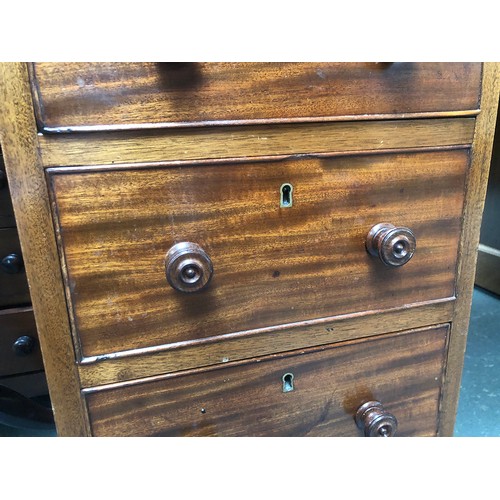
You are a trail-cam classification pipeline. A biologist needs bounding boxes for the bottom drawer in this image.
[85,325,449,437]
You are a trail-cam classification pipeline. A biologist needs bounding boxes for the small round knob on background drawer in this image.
[12,336,36,357]
[366,223,416,267]
[165,242,213,293]
[0,253,24,274]
[355,401,398,437]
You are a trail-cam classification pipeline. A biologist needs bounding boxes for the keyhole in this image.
[280,183,293,208]
[282,373,294,393]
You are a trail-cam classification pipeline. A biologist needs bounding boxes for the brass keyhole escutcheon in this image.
[280,183,293,208]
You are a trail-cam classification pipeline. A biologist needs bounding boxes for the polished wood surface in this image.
[38,118,476,168]
[0,228,30,308]
[85,325,448,437]
[50,149,467,358]
[439,63,500,435]
[78,298,454,387]
[0,307,43,377]
[0,62,494,437]
[0,62,89,436]
[30,63,482,132]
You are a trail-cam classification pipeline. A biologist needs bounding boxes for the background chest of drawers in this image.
[0,62,498,436]
[0,146,49,406]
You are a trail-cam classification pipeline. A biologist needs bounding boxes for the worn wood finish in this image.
[0,152,16,228]
[0,62,492,437]
[38,118,475,168]
[0,228,31,308]
[85,325,449,437]
[0,307,43,377]
[30,63,482,132]
[439,63,500,436]
[78,298,454,387]
[49,150,467,358]
[0,63,89,436]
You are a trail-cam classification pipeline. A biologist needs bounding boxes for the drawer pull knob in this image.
[0,253,24,274]
[355,400,398,437]
[12,335,36,357]
[366,223,416,267]
[165,242,213,293]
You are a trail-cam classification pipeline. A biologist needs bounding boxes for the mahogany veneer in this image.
[0,62,497,437]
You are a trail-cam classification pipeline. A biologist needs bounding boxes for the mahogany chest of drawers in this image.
[0,62,498,436]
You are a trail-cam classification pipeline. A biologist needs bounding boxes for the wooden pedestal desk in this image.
[0,63,498,436]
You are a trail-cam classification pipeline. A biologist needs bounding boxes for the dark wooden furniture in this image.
[0,62,498,436]
[0,147,48,402]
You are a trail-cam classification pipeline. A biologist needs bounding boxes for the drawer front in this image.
[0,152,16,229]
[0,308,43,377]
[49,149,467,357]
[85,325,448,436]
[0,228,30,308]
[31,62,482,132]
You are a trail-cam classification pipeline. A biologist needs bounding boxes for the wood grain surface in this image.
[49,149,468,358]
[38,118,476,168]
[85,324,449,437]
[0,62,89,436]
[0,307,43,377]
[439,62,500,436]
[30,62,482,132]
[0,227,30,308]
[78,298,454,387]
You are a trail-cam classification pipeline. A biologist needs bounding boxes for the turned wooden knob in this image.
[355,400,398,437]
[165,242,213,293]
[366,223,416,267]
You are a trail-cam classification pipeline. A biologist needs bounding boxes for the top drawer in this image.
[49,149,467,358]
[30,63,482,133]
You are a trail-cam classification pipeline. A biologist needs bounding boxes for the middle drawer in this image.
[48,149,468,358]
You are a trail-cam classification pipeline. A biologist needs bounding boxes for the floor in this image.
[0,394,56,437]
[454,287,500,436]
[1,286,498,437]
